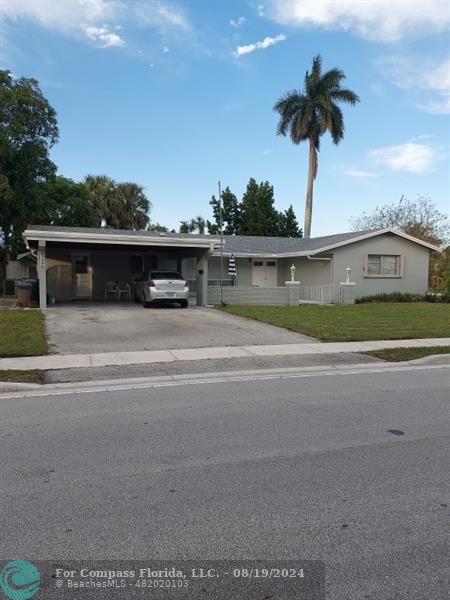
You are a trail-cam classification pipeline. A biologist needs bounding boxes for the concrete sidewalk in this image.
[1,338,450,371]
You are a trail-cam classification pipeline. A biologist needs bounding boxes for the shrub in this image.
[424,293,450,303]
[356,292,424,304]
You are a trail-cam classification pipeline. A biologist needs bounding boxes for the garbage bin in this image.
[16,281,32,308]
[22,278,39,307]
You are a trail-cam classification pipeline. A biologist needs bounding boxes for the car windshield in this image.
[150,271,182,280]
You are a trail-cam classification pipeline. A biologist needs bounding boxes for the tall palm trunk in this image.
[304,137,317,238]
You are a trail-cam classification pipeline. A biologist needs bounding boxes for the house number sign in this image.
[38,247,45,268]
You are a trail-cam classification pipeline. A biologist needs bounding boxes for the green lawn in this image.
[220,303,450,342]
[0,309,48,357]
[366,346,450,362]
[0,369,43,383]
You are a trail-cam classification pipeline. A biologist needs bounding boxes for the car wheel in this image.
[142,294,150,308]
[181,300,188,308]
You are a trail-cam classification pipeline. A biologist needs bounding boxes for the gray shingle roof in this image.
[25,225,385,255]
[220,230,374,255]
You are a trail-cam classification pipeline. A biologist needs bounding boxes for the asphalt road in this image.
[0,365,449,599]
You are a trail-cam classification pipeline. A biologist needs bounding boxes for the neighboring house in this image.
[22,225,439,308]
[3,252,37,296]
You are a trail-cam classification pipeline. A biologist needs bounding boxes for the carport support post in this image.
[196,252,209,306]
[37,240,47,309]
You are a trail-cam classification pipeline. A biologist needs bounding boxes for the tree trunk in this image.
[304,137,317,239]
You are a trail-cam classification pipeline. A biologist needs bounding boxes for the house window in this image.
[253,261,264,267]
[366,254,402,277]
[266,261,277,267]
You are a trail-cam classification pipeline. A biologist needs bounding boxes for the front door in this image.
[72,254,92,299]
[252,259,277,287]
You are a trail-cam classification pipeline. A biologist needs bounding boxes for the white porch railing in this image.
[207,283,348,305]
[299,284,344,304]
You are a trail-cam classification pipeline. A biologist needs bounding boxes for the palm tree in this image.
[189,216,206,234]
[114,182,151,230]
[273,55,359,238]
[84,175,116,227]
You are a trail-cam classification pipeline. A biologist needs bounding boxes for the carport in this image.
[23,225,221,308]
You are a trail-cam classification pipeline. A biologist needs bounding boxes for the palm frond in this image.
[330,88,360,105]
[319,68,345,93]
[273,91,306,137]
[305,55,322,97]
[330,105,344,145]
[291,102,313,143]
[311,54,322,78]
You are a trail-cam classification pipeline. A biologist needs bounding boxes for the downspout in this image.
[306,255,333,283]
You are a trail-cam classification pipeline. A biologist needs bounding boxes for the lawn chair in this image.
[116,280,131,301]
[104,280,118,301]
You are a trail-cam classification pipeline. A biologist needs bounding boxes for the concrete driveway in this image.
[44,303,315,354]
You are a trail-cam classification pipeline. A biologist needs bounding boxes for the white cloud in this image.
[257,5,265,17]
[230,16,246,28]
[233,33,286,58]
[134,1,190,30]
[0,0,118,31]
[0,0,191,49]
[270,0,449,42]
[369,142,435,174]
[162,45,170,53]
[83,25,125,47]
[416,97,450,115]
[344,169,377,178]
[380,56,450,115]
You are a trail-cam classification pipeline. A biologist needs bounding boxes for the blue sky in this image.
[1,0,449,236]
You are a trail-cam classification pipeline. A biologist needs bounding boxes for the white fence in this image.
[208,285,288,306]
[208,283,348,305]
[299,284,344,304]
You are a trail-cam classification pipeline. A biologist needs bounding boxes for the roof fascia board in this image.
[23,229,220,250]
[211,251,281,258]
[382,229,441,251]
[275,229,441,257]
[308,228,441,253]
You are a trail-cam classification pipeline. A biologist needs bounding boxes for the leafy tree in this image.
[350,195,449,246]
[278,205,302,238]
[274,55,359,238]
[208,186,240,234]
[239,178,280,236]
[182,179,302,238]
[0,70,58,260]
[430,246,450,292]
[37,176,98,227]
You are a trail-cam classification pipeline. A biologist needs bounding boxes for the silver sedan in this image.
[134,271,189,308]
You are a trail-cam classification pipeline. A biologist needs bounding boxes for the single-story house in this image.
[22,225,440,308]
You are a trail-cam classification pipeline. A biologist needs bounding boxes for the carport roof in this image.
[24,225,221,249]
